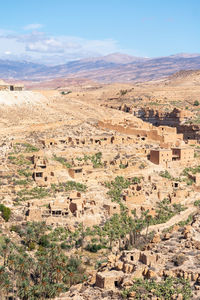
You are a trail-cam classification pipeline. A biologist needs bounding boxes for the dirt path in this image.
[142,206,197,234]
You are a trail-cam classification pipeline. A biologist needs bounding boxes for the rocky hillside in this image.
[165,70,200,86]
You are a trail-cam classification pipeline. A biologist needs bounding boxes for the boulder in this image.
[151,234,161,243]
[145,268,157,279]
[115,261,123,270]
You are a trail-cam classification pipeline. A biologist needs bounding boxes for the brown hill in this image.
[165,70,200,86]
[1,53,200,83]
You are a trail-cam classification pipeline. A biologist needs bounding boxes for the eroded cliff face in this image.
[133,108,200,140]
[105,103,200,141]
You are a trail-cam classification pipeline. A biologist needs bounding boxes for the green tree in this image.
[0,204,11,222]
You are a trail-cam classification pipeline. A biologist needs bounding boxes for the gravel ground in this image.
[0,91,47,105]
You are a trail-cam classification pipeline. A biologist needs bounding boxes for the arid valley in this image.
[0,68,200,299]
[0,1,200,299]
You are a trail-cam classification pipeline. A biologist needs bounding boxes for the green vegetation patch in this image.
[150,198,186,225]
[159,170,172,179]
[0,240,86,299]
[12,142,39,153]
[53,155,72,168]
[18,168,32,178]
[51,181,87,193]
[8,154,32,166]
[119,163,127,169]
[0,204,11,222]
[122,277,192,299]
[105,176,141,205]
[76,152,103,168]
[194,100,200,106]
[16,187,49,201]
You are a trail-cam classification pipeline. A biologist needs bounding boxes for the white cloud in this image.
[26,38,65,53]
[0,28,121,65]
[23,24,43,30]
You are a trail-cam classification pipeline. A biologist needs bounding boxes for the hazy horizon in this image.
[0,0,199,64]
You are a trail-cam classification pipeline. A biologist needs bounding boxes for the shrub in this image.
[132,177,141,184]
[21,143,39,152]
[76,152,103,168]
[39,235,50,248]
[0,204,11,222]
[53,155,72,168]
[61,242,71,250]
[10,225,21,233]
[14,179,29,185]
[120,89,128,96]
[178,214,193,226]
[122,277,192,299]
[28,241,36,251]
[119,163,127,169]
[194,200,200,206]
[86,243,104,253]
[159,170,172,179]
[51,181,87,193]
[8,154,31,166]
[17,187,49,201]
[18,169,32,178]
[95,259,108,269]
[67,256,82,270]
[61,90,72,95]
[194,100,199,106]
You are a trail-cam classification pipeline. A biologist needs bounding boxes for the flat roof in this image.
[150,148,171,151]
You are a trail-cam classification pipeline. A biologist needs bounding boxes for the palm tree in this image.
[0,266,11,300]
[2,237,11,266]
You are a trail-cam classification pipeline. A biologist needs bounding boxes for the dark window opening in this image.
[53,211,61,215]
[36,172,43,178]
[40,165,46,169]
[114,281,119,287]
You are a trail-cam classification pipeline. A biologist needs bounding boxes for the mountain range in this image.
[1,52,200,83]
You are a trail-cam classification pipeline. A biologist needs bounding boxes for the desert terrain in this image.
[1,71,200,299]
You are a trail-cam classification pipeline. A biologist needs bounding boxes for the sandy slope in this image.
[0,91,47,105]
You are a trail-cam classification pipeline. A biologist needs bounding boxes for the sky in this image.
[0,0,199,65]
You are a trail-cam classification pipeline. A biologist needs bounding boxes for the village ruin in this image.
[1,73,200,299]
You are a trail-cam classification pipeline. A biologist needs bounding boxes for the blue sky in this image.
[0,0,199,64]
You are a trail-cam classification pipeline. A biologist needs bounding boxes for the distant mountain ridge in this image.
[1,52,200,83]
